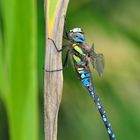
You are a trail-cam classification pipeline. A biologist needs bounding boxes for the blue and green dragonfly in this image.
[47,27,116,140]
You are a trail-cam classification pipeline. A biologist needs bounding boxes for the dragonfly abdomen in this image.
[72,42,116,140]
[75,66,116,140]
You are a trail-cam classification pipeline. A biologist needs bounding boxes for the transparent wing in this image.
[90,51,105,77]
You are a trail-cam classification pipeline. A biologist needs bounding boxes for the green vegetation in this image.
[0,0,140,140]
[0,0,38,140]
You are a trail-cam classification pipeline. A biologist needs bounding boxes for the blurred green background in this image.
[1,0,140,140]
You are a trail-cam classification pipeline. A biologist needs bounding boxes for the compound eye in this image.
[74,34,78,38]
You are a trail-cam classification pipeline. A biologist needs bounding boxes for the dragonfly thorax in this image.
[72,43,86,56]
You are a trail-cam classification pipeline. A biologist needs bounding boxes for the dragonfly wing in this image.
[90,52,105,76]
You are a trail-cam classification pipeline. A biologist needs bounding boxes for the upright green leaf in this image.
[0,0,38,140]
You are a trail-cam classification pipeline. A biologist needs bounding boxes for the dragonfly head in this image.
[68,28,85,43]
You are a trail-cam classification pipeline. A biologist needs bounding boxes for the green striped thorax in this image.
[72,43,86,65]
[68,28,85,43]
[72,43,86,56]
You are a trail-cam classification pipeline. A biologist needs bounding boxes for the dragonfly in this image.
[47,27,116,140]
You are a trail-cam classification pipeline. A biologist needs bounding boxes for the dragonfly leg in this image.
[63,15,69,39]
[63,35,69,41]
[62,50,70,68]
[48,38,64,52]
[48,37,70,52]
[45,50,70,72]
[63,26,69,41]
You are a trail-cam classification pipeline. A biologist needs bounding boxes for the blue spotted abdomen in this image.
[75,66,94,93]
[76,66,116,140]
